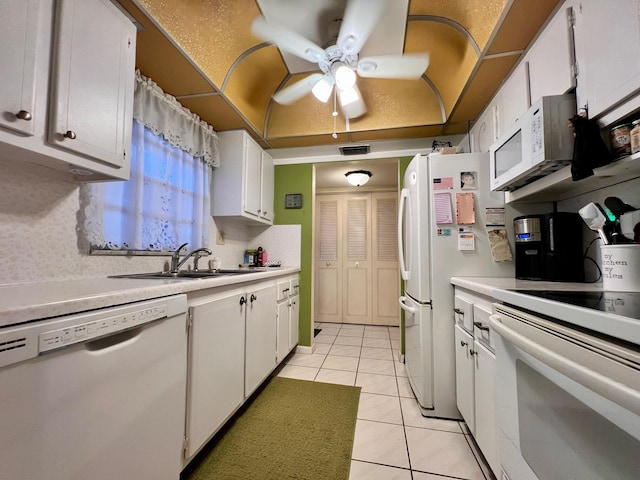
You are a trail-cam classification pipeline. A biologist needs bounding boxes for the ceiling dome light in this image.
[345,170,372,186]
[335,64,356,91]
[311,75,334,103]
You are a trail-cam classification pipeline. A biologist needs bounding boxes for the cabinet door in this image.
[527,6,576,103]
[245,283,277,397]
[243,136,262,218]
[276,300,290,364]
[474,340,499,476]
[0,0,39,136]
[471,103,497,153]
[289,294,299,351]
[260,150,274,222]
[454,325,475,434]
[49,0,136,168]
[576,0,640,117]
[495,61,530,136]
[186,290,246,460]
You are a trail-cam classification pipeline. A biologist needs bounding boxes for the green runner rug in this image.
[184,376,361,480]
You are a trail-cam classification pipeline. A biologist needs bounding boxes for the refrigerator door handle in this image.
[398,188,410,280]
[399,296,416,313]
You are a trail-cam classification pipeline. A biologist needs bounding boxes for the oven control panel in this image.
[39,303,168,353]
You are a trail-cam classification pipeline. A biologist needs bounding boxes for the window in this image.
[82,71,220,253]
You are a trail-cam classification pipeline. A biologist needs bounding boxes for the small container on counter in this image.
[610,123,632,157]
[244,249,256,265]
[630,119,640,154]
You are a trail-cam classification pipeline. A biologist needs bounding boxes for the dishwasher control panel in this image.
[39,303,168,353]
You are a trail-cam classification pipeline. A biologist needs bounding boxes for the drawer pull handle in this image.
[474,321,489,331]
[453,308,464,315]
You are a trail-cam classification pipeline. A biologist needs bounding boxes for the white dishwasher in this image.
[0,294,188,480]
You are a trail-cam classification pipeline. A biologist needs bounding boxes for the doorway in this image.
[313,159,400,327]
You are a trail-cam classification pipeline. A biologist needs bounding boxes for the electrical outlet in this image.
[216,230,225,245]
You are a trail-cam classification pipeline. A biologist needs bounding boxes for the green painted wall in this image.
[274,164,314,346]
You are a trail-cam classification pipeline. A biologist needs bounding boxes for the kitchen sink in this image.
[110,270,251,280]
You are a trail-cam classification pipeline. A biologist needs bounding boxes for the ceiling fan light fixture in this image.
[311,75,334,103]
[345,170,372,186]
[338,86,359,106]
[335,64,356,90]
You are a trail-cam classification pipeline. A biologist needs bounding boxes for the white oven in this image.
[488,303,640,480]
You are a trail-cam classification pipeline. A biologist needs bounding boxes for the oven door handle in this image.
[489,314,640,417]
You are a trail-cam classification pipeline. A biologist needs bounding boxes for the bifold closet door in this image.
[372,192,400,326]
[342,194,371,324]
[315,195,343,323]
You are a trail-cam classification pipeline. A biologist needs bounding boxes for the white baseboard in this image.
[295,344,316,355]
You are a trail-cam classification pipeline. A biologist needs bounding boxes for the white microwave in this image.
[489,94,576,191]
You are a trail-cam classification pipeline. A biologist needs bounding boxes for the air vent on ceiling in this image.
[339,145,370,156]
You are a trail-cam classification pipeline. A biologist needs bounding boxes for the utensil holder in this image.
[601,245,640,292]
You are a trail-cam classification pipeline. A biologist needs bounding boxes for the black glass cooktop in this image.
[511,290,640,321]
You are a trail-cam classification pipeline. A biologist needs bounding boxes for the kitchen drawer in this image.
[289,277,299,297]
[473,304,494,351]
[276,280,290,302]
[454,295,474,332]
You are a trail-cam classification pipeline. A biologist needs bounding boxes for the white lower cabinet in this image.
[184,286,246,462]
[184,278,282,463]
[276,276,300,363]
[454,288,500,476]
[245,282,277,397]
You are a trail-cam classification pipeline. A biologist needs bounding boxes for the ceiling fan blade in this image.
[357,54,430,79]
[251,16,326,63]
[338,85,367,119]
[337,0,386,55]
[273,73,324,105]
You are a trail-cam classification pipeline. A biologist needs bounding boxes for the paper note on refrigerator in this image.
[455,192,476,224]
[487,228,513,262]
[433,177,454,190]
[434,192,453,224]
[458,227,475,250]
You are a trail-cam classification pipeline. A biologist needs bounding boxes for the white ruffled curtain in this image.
[82,71,218,251]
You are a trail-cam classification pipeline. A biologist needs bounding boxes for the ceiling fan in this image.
[251,0,429,119]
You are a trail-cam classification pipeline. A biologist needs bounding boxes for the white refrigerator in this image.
[398,152,520,419]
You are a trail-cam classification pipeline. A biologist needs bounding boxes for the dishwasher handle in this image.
[489,313,640,417]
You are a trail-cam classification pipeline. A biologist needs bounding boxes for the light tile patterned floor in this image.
[276,322,494,480]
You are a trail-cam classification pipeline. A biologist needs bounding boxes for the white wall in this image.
[0,161,299,285]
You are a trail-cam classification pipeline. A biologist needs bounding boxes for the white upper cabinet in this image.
[212,130,274,225]
[574,0,640,118]
[470,102,497,153]
[527,5,576,104]
[0,0,136,181]
[0,0,39,136]
[494,61,530,138]
[49,0,135,169]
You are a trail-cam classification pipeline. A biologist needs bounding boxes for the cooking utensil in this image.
[579,202,610,244]
[604,196,636,219]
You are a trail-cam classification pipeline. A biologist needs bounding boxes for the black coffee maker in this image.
[514,213,584,281]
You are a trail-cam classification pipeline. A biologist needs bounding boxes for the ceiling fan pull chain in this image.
[332,87,338,139]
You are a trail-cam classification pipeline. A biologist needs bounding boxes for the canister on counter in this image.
[610,123,632,157]
[630,119,640,154]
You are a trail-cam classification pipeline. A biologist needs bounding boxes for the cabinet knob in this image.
[460,340,467,347]
[63,130,77,140]
[239,296,246,306]
[16,110,32,121]
[250,294,257,303]
[325,262,331,267]
[470,349,477,356]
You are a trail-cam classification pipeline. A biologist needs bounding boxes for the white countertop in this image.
[450,276,640,346]
[0,267,299,328]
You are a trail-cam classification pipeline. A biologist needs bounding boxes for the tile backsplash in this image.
[0,163,300,285]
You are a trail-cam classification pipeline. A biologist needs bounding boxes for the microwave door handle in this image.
[398,188,410,280]
[488,314,640,417]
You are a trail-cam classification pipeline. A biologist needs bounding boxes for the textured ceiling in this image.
[117,0,563,150]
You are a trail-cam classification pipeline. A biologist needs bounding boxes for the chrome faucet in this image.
[169,243,212,273]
